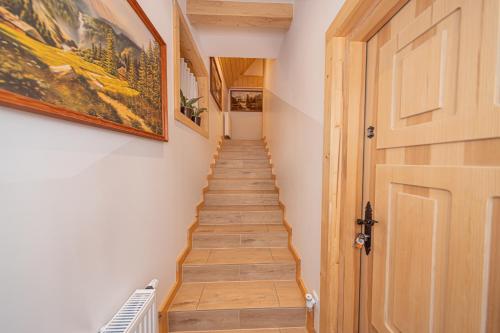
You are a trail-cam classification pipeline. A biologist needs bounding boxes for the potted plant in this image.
[191,106,207,126]
[180,90,201,119]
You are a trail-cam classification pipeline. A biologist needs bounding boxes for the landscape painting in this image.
[0,0,167,140]
[210,57,222,111]
[230,89,263,112]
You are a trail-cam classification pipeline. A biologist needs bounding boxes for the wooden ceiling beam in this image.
[187,0,293,29]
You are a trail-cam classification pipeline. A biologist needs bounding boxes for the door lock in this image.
[356,202,378,255]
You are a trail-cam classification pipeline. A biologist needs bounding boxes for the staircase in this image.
[167,139,307,333]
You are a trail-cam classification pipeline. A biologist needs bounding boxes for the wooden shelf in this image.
[187,0,293,29]
[173,0,209,138]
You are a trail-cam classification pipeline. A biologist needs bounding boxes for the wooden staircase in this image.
[167,139,308,333]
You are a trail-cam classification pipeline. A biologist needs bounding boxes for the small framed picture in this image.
[210,57,223,111]
[230,89,263,112]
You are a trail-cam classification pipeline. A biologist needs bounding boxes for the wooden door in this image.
[359,0,500,332]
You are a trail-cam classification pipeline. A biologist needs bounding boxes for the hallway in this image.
[1,0,499,332]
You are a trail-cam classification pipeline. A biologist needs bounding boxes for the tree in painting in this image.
[230,90,263,112]
[0,0,164,135]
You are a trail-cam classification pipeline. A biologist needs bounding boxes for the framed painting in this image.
[0,0,168,141]
[210,57,222,111]
[230,89,263,112]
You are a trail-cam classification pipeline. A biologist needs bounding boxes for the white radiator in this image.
[99,279,159,333]
[224,111,231,138]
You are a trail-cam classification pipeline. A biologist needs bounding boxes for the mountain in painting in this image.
[0,0,164,135]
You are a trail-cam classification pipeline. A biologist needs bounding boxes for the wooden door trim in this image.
[320,1,408,332]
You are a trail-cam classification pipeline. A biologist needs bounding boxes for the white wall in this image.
[230,112,263,139]
[263,0,344,329]
[0,1,223,332]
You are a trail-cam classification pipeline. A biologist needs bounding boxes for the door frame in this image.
[320,1,409,332]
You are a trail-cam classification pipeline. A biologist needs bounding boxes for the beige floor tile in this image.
[207,248,274,264]
[218,224,270,233]
[266,224,287,231]
[270,248,295,263]
[241,232,288,248]
[168,309,239,332]
[193,234,241,248]
[170,283,204,311]
[195,225,218,233]
[274,281,304,307]
[183,264,240,282]
[280,328,308,333]
[240,308,306,329]
[197,281,279,310]
[185,249,211,264]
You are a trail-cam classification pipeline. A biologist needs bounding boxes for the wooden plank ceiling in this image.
[187,0,293,29]
[218,58,263,88]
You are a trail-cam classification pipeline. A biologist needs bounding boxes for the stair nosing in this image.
[200,205,282,210]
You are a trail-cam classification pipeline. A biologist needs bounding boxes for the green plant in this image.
[192,106,207,117]
[180,90,202,109]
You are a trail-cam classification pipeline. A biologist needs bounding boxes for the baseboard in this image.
[265,139,316,333]
[158,137,223,333]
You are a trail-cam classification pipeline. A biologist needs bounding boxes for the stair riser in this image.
[193,232,288,248]
[169,308,306,332]
[205,194,279,206]
[223,140,265,146]
[183,263,295,282]
[208,179,276,191]
[221,145,267,152]
[219,152,269,160]
[212,168,272,179]
[216,160,271,168]
[199,210,283,225]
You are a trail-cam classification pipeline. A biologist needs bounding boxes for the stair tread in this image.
[194,224,287,234]
[223,140,264,143]
[206,190,278,194]
[176,328,307,333]
[201,205,281,211]
[170,280,304,312]
[215,166,272,170]
[185,248,295,265]
[209,178,275,181]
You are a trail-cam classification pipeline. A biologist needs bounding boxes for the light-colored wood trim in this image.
[159,137,223,333]
[320,36,346,333]
[326,0,408,41]
[321,1,409,332]
[158,213,199,333]
[265,139,314,333]
[186,0,293,29]
[173,0,209,138]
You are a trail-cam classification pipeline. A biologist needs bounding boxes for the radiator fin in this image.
[100,289,157,333]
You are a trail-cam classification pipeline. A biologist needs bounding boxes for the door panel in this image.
[375,0,500,148]
[360,0,500,332]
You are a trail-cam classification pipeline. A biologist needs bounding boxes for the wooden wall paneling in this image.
[173,0,209,138]
[219,58,257,87]
[339,41,366,333]
[320,1,414,332]
[320,36,346,332]
[232,75,264,89]
[186,0,293,29]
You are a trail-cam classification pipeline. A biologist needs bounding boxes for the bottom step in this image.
[169,281,306,332]
[176,328,307,333]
